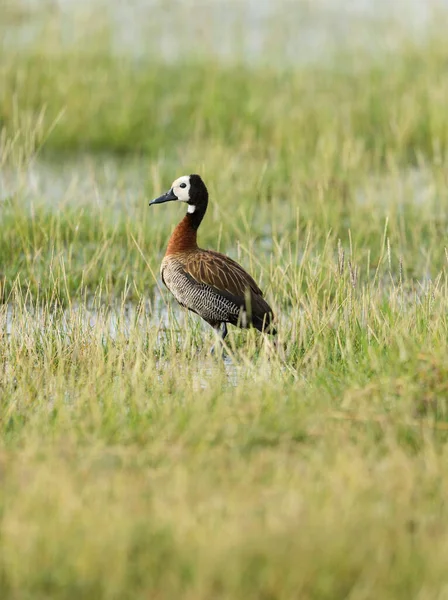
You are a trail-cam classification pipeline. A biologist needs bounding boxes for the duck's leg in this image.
[210,322,228,356]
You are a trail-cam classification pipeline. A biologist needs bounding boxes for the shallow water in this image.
[1,155,440,213]
[3,0,448,66]
[0,297,248,388]
[355,167,446,209]
[0,155,148,207]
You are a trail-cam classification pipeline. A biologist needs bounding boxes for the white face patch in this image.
[171,175,191,203]
[187,204,196,214]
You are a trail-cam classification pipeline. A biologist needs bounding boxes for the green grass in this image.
[2,2,448,598]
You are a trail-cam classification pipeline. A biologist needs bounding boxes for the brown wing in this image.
[183,250,264,301]
[183,250,275,333]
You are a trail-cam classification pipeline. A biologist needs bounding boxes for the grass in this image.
[2,2,448,598]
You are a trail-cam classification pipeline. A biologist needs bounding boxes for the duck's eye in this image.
[180,183,187,189]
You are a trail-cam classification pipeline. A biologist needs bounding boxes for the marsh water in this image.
[1,298,267,389]
[5,0,448,65]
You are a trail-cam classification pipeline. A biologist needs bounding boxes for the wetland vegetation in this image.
[1,1,448,598]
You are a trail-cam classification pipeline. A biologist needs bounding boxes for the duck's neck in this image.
[165,204,207,255]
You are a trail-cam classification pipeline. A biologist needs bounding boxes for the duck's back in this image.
[161,249,275,332]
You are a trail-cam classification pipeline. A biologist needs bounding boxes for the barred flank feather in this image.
[161,253,275,333]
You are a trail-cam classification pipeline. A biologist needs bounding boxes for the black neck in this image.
[186,201,207,230]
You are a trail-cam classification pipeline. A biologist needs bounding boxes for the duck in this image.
[149,174,276,351]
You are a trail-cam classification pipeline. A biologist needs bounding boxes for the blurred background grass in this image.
[2,1,448,598]
[2,0,448,298]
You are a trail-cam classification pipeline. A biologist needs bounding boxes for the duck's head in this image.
[149,174,208,214]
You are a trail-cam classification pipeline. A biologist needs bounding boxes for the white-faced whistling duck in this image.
[149,174,276,352]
